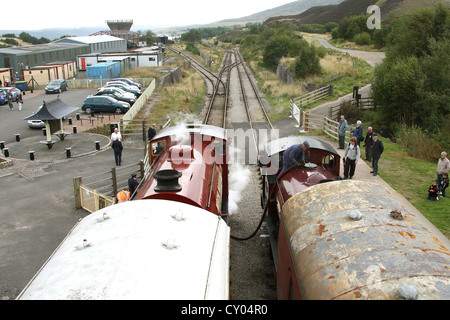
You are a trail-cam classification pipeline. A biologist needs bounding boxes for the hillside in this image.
[209,0,344,26]
[264,0,450,25]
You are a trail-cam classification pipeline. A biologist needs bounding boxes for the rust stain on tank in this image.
[354,291,362,299]
[318,224,328,236]
[398,231,416,239]
[328,275,335,280]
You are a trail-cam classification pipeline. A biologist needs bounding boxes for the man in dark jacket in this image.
[280,141,310,175]
[148,124,157,141]
[128,173,139,197]
[364,126,374,161]
[371,133,384,176]
[112,139,123,166]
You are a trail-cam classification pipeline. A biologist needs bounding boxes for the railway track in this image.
[169,45,277,299]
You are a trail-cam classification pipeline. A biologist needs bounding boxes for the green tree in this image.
[294,41,321,79]
[262,35,291,71]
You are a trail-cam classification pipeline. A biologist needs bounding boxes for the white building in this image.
[77,50,162,71]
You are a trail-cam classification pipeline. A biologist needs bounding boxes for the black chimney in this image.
[154,170,182,192]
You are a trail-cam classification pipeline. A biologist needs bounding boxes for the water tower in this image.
[104,19,139,43]
[106,19,134,35]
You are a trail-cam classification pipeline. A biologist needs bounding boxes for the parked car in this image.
[82,96,130,114]
[26,105,46,128]
[112,78,141,89]
[105,82,142,97]
[97,87,137,100]
[28,119,46,129]
[0,91,6,105]
[0,87,19,100]
[45,79,68,94]
[94,90,136,106]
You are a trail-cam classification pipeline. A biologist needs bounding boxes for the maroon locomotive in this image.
[260,136,450,300]
[133,124,229,218]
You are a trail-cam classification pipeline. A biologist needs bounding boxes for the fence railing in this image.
[74,161,145,212]
[292,84,333,108]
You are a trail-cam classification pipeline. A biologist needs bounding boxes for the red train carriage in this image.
[134,124,229,218]
[260,136,450,300]
[18,124,231,300]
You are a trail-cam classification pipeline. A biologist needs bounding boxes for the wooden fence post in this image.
[112,167,117,197]
[73,176,82,210]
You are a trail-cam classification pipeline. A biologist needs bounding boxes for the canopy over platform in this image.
[24,98,78,121]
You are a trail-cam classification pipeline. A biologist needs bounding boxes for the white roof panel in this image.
[18,200,230,300]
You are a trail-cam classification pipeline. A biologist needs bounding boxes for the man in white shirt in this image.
[111,128,122,142]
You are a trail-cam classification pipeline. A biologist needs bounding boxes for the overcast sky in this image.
[1,0,295,31]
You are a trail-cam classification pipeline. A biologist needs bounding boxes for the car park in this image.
[82,96,130,114]
[45,79,68,94]
[112,78,141,89]
[105,82,142,97]
[94,90,136,106]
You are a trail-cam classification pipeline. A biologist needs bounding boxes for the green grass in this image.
[368,136,450,238]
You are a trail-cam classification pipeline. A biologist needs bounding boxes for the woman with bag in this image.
[343,137,360,179]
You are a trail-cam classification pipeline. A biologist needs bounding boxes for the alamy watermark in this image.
[367,5,381,30]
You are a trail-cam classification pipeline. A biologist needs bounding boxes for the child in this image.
[440,173,449,197]
[427,180,440,201]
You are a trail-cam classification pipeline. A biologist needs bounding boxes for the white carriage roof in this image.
[18,200,230,300]
[153,124,227,141]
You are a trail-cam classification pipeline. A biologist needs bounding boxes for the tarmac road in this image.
[0,89,96,144]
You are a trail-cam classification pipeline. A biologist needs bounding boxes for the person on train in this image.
[279,141,310,175]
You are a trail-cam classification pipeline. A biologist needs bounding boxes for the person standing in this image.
[148,124,157,141]
[371,133,384,176]
[364,126,374,161]
[111,127,122,142]
[112,138,123,166]
[338,115,348,149]
[17,91,23,111]
[6,89,13,110]
[440,173,449,198]
[437,152,450,194]
[116,188,130,203]
[352,120,363,146]
[343,137,360,179]
[128,173,139,196]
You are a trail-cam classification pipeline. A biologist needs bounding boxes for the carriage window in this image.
[151,141,166,156]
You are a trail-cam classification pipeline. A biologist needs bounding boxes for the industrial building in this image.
[53,35,127,54]
[0,42,89,77]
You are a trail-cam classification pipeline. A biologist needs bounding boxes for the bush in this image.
[293,42,321,79]
[395,124,443,161]
[353,32,372,45]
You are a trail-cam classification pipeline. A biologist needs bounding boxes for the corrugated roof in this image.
[0,42,87,55]
[60,35,125,44]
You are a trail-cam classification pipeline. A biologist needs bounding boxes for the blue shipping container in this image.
[86,62,121,80]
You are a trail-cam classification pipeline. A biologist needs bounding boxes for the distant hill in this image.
[0,27,104,41]
[264,0,450,26]
[207,0,345,26]
[0,1,346,39]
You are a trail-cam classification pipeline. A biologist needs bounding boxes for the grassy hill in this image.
[264,0,450,25]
